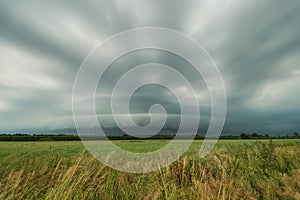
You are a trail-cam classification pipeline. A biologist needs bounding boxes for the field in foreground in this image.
[0,140,300,200]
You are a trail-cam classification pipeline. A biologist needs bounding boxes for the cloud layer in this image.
[0,0,299,135]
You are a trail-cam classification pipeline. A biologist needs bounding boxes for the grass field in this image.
[0,139,300,199]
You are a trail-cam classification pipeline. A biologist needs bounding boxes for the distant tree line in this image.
[0,134,80,141]
[239,132,300,139]
[0,132,299,141]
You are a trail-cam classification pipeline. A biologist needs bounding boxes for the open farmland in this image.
[0,139,300,199]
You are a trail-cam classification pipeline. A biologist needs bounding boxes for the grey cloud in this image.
[0,0,299,135]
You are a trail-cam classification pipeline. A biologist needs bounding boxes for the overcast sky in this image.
[0,0,299,135]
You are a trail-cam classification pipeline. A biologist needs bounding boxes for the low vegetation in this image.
[0,140,299,199]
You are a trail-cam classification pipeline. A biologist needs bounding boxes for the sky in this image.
[0,0,299,135]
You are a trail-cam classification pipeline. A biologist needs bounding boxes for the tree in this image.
[240,133,250,139]
[293,132,299,138]
[252,133,259,138]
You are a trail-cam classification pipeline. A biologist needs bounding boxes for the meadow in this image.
[0,139,300,199]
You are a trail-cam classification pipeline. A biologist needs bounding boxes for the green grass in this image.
[0,139,300,199]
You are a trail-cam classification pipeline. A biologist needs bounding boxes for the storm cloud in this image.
[0,0,299,135]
